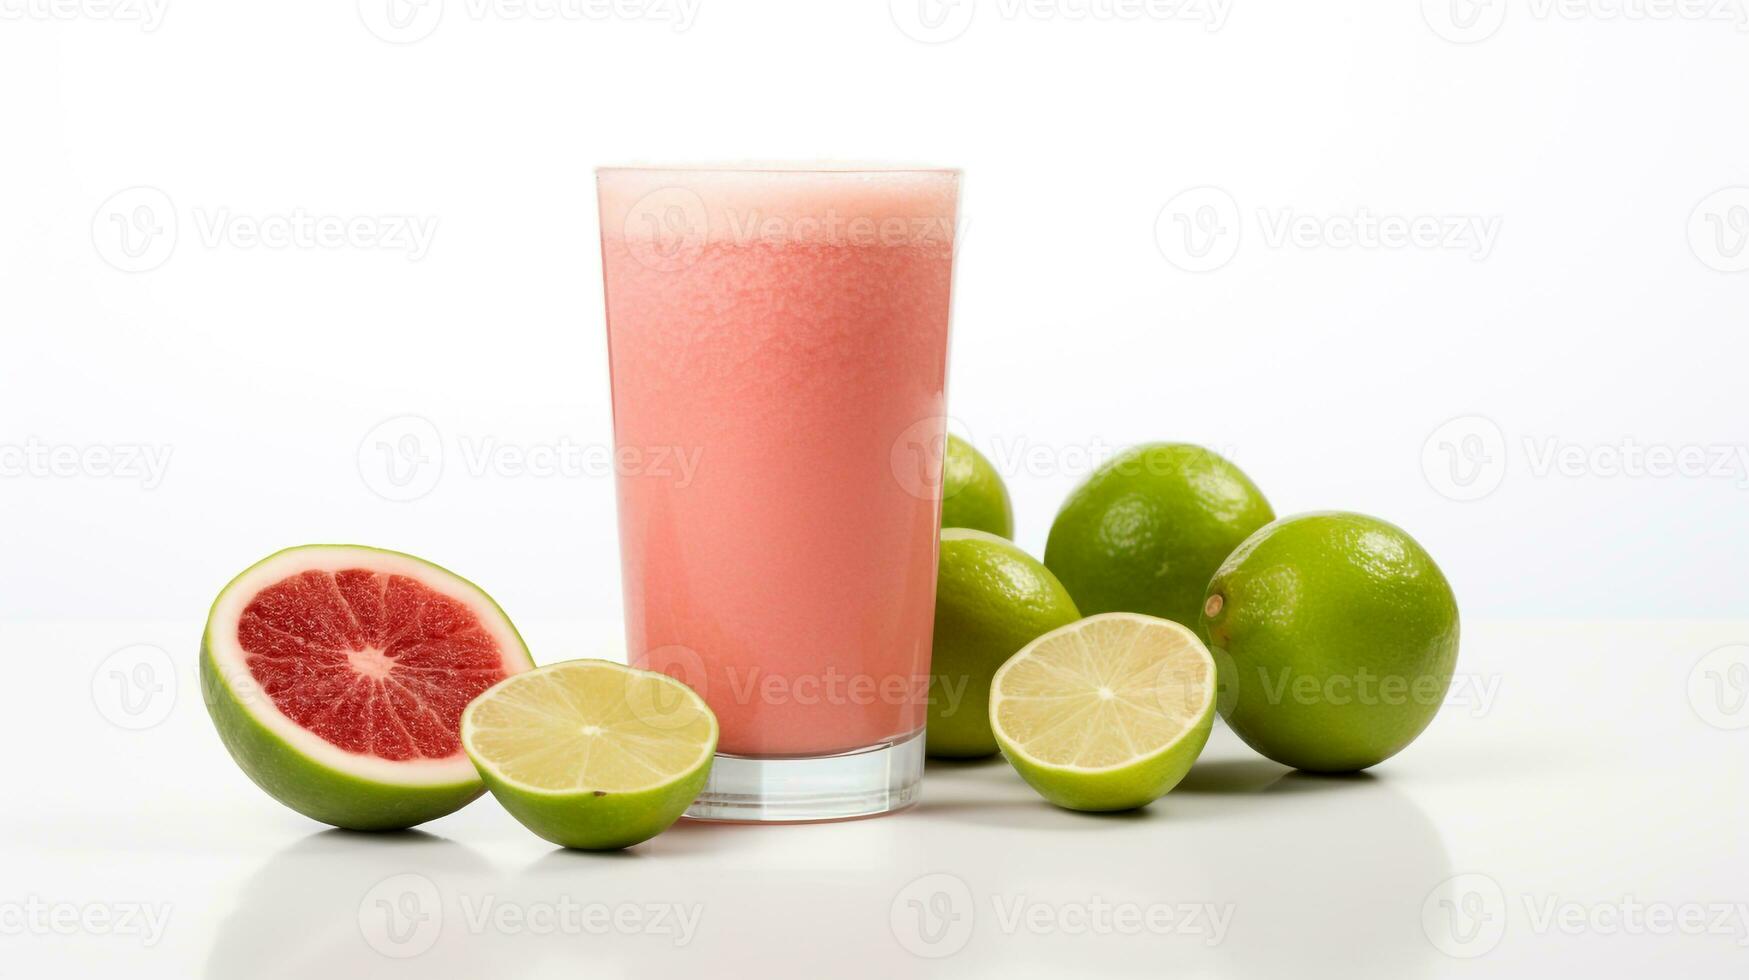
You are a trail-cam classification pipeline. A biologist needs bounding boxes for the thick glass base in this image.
[684,729,925,823]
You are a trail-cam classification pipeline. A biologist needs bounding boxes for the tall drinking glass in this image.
[596,166,959,821]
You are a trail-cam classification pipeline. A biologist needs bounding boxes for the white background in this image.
[5,0,1748,623]
[4,2,1748,978]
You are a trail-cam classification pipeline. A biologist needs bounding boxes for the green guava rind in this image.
[200,544,534,831]
[1200,512,1460,773]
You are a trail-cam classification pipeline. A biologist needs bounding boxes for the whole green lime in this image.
[1043,443,1273,634]
[1199,512,1460,773]
[927,529,1080,758]
[941,435,1014,538]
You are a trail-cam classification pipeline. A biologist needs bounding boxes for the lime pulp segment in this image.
[463,660,716,795]
[993,614,1214,770]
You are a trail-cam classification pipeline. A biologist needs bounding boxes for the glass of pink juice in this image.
[596,165,959,821]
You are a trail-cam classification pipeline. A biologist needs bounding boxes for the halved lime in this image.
[461,659,717,850]
[989,613,1216,811]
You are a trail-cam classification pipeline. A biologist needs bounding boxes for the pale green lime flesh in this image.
[990,613,1217,812]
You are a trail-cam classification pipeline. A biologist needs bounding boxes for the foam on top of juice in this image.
[598,166,958,248]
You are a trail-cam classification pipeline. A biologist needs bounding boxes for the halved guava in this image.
[200,545,534,830]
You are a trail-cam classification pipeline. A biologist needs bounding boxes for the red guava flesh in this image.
[236,569,512,761]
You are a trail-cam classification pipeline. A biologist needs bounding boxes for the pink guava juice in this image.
[597,167,959,760]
